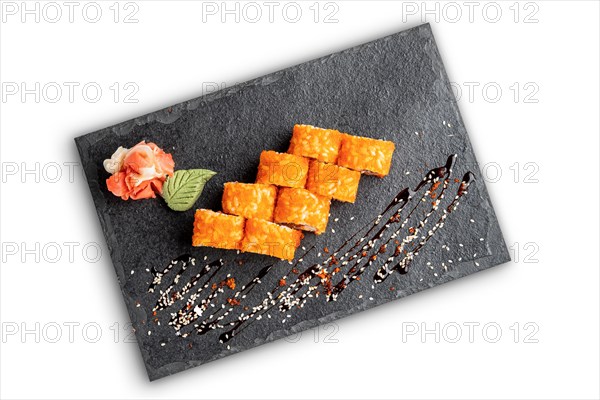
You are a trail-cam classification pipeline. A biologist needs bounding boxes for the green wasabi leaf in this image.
[162,169,217,212]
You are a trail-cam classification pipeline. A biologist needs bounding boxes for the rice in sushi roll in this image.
[255,150,309,189]
[192,209,245,250]
[336,134,395,177]
[288,124,342,163]
[241,218,303,261]
[274,187,331,235]
[305,160,361,203]
[222,182,277,221]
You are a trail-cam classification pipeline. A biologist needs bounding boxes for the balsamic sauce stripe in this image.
[148,155,474,344]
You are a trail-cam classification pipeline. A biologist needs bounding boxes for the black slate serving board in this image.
[75,23,509,381]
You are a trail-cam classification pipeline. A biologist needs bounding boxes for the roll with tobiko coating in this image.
[305,160,361,203]
[255,150,309,188]
[222,182,277,221]
[241,218,303,261]
[192,209,245,250]
[288,124,342,163]
[274,187,331,235]
[336,134,395,177]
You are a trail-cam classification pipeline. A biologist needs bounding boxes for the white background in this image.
[1,1,598,399]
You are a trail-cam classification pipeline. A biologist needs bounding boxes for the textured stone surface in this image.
[75,23,510,381]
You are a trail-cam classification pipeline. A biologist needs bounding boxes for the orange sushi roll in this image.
[288,124,343,163]
[256,150,309,188]
[337,134,395,177]
[222,182,277,221]
[192,209,245,250]
[306,160,361,203]
[241,218,303,261]
[274,187,331,235]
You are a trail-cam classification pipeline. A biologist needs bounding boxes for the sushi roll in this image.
[241,218,303,261]
[288,124,343,163]
[222,182,277,221]
[274,187,331,235]
[255,150,309,188]
[336,134,395,177]
[192,209,245,250]
[305,160,361,203]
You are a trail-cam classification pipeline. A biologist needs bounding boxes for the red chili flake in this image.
[349,267,357,274]
[292,268,299,274]
[329,255,339,266]
[225,277,236,290]
[238,260,244,266]
[278,278,286,287]
[431,181,441,192]
[323,279,333,295]
[211,283,218,290]
[408,227,415,235]
[379,245,387,253]
[152,311,157,316]
[395,239,400,245]
[430,192,438,199]
[316,270,329,280]
[186,304,192,310]
[188,343,193,349]
[390,286,396,291]
[370,255,377,261]
[355,276,361,281]
[394,245,402,257]
[324,247,330,254]
[361,251,367,257]
[243,306,249,311]
[333,267,341,273]
[227,297,241,306]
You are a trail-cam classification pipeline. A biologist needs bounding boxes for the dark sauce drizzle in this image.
[148,155,475,344]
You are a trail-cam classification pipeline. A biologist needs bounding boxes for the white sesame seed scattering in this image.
[146,157,476,348]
